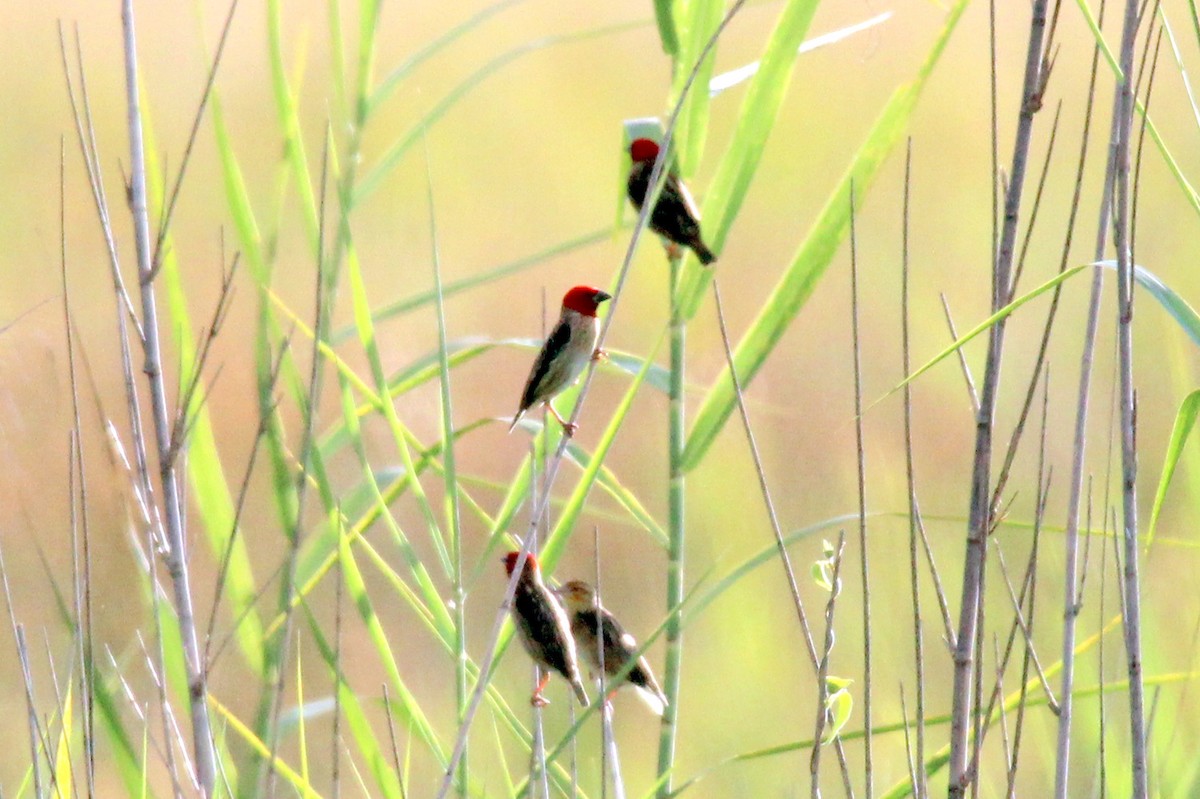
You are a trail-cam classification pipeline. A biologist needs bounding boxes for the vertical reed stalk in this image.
[657,253,687,797]
[948,2,1049,793]
[120,1,217,791]
[1111,0,1148,793]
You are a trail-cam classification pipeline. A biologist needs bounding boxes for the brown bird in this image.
[626,137,716,266]
[558,580,668,716]
[508,285,611,437]
[503,552,590,707]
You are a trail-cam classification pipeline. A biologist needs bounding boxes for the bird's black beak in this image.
[595,290,612,303]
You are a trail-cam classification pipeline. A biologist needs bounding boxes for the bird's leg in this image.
[664,241,683,261]
[530,671,552,707]
[545,403,578,437]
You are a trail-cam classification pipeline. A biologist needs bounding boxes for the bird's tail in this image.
[691,238,717,266]
[634,684,667,717]
[571,678,590,707]
[507,409,525,434]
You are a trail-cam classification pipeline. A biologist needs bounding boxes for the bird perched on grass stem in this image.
[626,137,716,266]
[558,580,668,716]
[503,552,590,707]
[508,285,611,437]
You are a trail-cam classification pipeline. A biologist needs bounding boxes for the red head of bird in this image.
[560,286,611,318]
[503,550,539,577]
[629,138,661,164]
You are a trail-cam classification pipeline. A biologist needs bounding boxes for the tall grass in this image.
[6,0,1200,797]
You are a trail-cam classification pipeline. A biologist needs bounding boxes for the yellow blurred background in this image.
[2,0,1199,795]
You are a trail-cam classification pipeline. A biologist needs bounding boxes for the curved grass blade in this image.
[210,691,324,798]
[1095,261,1200,347]
[671,0,724,176]
[672,0,825,317]
[334,518,448,769]
[369,0,528,111]
[337,225,621,341]
[865,264,1087,409]
[654,0,679,55]
[708,12,894,98]
[1073,0,1200,217]
[539,328,667,567]
[1146,389,1200,547]
[344,226,451,576]
[680,0,971,471]
[355,20,647,204]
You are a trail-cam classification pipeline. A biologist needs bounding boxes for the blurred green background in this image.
[2,0,1199,795]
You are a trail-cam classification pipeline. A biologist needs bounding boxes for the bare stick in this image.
[151,0,240,274]
[938,294,980,417]
[948,2,1051,793]
[60,137,97,796]
[1054,0,1115,792]
[900,138,928,799]
[1111,0,1149,791]
[120,2,217,791]
[809,532,847,798]
[848,181,874,799]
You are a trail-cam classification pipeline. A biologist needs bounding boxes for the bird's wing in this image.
[519,318,574,412]
[672,173,702,221]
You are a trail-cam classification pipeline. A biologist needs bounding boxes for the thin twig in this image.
[382,685,408,799]
[1111,0,1149,789]
[809,532,847,798]
[1054,0,1112,792]
[60,136,97,797]
[948,1,1052,792]
[262,128,333,798]
[900,138,927,799]
[121,1,217,790]
[150,0,240,275]
[938,294,980,417]
[849,180,873,799]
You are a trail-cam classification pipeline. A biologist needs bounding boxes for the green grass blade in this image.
[1073,0,1200,217]
[708,12,893,98]
[210,692,324,798]
[335,374,455,640]
[369,0,526,111]
[864,265,1087,408]
[540,328,667,567]
[355,21,645,204]
[344,224,451,574]
[1094,261,1200,346]
[1146,390,1200,547]
[654,0,679,55]
[339,225,620,341]
[673,0,823,312]
[671,0,723,176]
[334,516,448,769]
[680,0,969,470]
[268,0,320,242]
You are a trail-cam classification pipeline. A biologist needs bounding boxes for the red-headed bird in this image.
[503,551,590,707]
[509,285,611,437]
[558,580,669,716]
[626,137,716,266]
